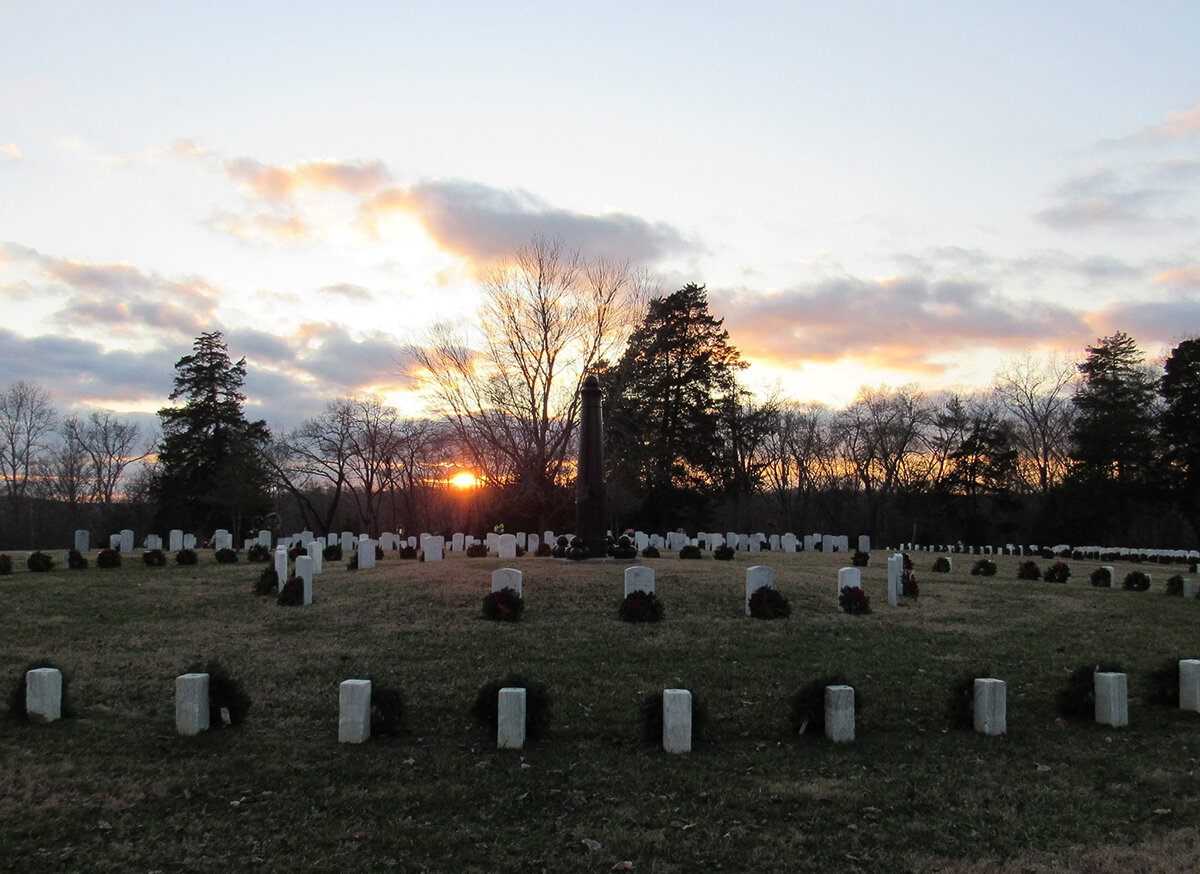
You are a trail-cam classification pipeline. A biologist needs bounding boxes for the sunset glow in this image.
[450,471,479,489]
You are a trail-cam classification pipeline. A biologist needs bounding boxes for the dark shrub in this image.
[1017,561,1041,580]
[26,551,53,573]
[247,544,271,562]
[619,590,664,622]
[1090,567,1112,587]
[67,549,88,570]
[97,548,121,568]
[254,567,279,597]
[1166,574,1185,596]
[932,556,950,573]
[1145,657,1183,707]
[640,545,661,559]
[713,545,735,561]
[1045,562,1071,583]
[971,559,997,577]
[277,577,304,606]
[839,585,871,614]
[852,550,869,567]
[142,549,167,567]
[215,548,238,564]
[184,659,251,726]
[748,585,791,619]
[466,543,488,558]
[902,570,919,598]
[789,675,855,737]
[470,673,550,741]
[678,545,702,560]
[323,543,343,561]
[369,685,406,737]
[1122,570,1151,592]
[535,542,553,557]
[174,548,197,566]
[399,545,417,559]
[482,587,524,621]
[1055,662,1124,720]
[0,554,11,575]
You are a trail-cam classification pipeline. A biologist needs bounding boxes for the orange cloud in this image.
[224,157,392,201]
[1155,265,1200,288]
[0,143,22,162]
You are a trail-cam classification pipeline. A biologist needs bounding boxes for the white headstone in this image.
[183,533,196,549]
[73,530,89,552]
[274,547,288,589]
[516,532,527,550]
[838,567,863,612]
[120,529,135,553]
[175,673,210,736]
[425,536,444,562]
[497,533,517,559]
[338,679,371,743]
[745,565,774,615]
[825,685,855,743]
[527,533,540,554]
[543,530,554,547]
[452,533,465,552]
[886,554,904,607]
[341,532,354,553]
[491,568,522,596]
[662,689,692,754]
[497,687,526,749]
[973,679,1006,735]
[781,533,797,553]
[1180,660,1200,712]
[737,533,750,552]
[327,533,338,546]
[213,529,232,551]
[749,537,761,554]
[25,667,62,723]
[258,530,272,548]
[296,555,314,605]
[357,539,376,569]
[823,534,836,553]
[858,535,870,553]
[768,534,780,551]
[1095,672,1128,727]
[169,529,183,551]
[307,539,323,574]
[624,566,655,597]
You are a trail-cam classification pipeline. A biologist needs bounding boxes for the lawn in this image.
[2,548,1199,872]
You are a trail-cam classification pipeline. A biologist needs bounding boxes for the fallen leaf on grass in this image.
[612,862,635,871]
[582,838,601,851]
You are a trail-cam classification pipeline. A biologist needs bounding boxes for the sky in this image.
[3,1,1200,434]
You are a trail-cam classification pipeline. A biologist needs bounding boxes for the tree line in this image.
[2,238,1198,549]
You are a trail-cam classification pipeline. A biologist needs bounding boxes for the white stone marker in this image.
[452,532,465,552]
[147,534,162,550]
[120,528,135,553]
[973,678,1007,735]
[275,547,289,591]
[781,533,797,553]
[176,673,210,736]
[183,533,196,549]
[306,539,323,574]
[1185,580,1195,599]
[662,689,692,753]
[1095,672,1129,727]
[497,687,526,749]
[624,566,655,597]
[886,554,903,607]
[1099,565,1115,587]
[257,529,271,548]
[837,567,862,612]
[527,533,540,554]
[168,529,183,551]
[858,534,871,553]
[825,685,855,743]
[1180,660,1200,712]
[355,538,375,569]
[338,679,372,743]
[25,667,62,723]
[745,565,774,615]
[425,535,445,562]
[497,533,517,559]
[491,567,522,596]
[341,532,354,553]
[74,530,89,552]
[296,555,314,605]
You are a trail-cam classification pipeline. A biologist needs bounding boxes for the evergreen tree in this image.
[1160,337,1200,539]
[153,332,272,538]
[1070,331,1159,487]
[602,284,746,530]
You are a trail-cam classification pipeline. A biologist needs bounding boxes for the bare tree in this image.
[993,353,1076,493]
[78,410,146,530]
[758,401,839,531]
[411,236,650,530]
[0,380,56,544]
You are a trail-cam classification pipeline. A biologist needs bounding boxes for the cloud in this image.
[1105,101,1200,146]
[0,143,22,162]
[223,156,393,202]
[712,275,1090,374]
[206,209,310,245]
[1088,298,1200,344]
[1155,265,1200,288]
[361,178,692,265]
[1,243,222,337]
[1035,166,1188,230]
[288,323,414,390]
[319,282,373,302]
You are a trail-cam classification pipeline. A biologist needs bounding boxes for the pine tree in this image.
[603,284,746,530]
[1160,337,1200,539]
[153,332,272,538]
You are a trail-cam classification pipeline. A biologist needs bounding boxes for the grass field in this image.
[3,548,1200,872]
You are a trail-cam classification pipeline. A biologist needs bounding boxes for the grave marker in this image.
[491,568,522,596]
[497,687,526,749]
[745,565,773,615]
[25,667,62,723]
[825,685,855,743]
[175,673,210,736]
[338,679,372,743]
[662,689,692,753]
[973,678,1006,735]
[1095,672,1128,727]
[837,567,862,612]
[624,566,655,597]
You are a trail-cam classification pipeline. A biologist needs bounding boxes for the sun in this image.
[450,470,479,488]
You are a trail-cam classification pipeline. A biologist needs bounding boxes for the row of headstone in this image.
[898,542,1200,563]
[24,661,1196,744]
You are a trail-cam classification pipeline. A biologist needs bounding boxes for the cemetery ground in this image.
[3,550,1200,873]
